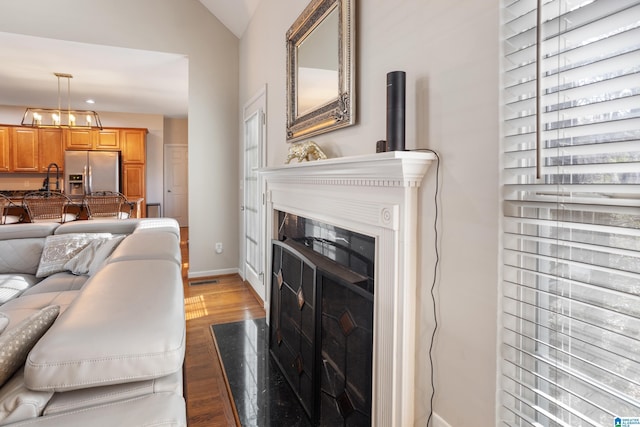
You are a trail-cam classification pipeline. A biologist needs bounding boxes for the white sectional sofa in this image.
[0,218,186,426]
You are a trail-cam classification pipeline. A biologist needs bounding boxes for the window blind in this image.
[501,0,640,425]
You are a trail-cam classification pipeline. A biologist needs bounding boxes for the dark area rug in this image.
[212,318,312,427]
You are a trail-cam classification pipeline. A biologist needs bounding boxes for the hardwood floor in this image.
[180,227,266,426]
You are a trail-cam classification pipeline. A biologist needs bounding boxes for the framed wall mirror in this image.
[286,0,355,143]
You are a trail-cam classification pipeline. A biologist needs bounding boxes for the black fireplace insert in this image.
[270,236,374,426]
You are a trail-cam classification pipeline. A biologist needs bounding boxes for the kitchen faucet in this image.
[45,163,60,192]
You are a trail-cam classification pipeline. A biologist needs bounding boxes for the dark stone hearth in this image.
[212,319,312,427]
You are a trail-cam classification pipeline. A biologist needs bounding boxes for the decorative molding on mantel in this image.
[260,150,435,427]
[260,150,436,188]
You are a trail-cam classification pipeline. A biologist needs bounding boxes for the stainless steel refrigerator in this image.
[64,151,121,200]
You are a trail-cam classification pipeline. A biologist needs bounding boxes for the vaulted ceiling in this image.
[198,0,261,39]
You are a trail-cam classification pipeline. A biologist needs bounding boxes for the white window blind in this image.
[501,0,640,426]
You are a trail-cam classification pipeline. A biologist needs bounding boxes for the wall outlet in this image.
[215,242,223,254]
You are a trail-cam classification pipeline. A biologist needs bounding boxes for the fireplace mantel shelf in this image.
[260,150,436,188]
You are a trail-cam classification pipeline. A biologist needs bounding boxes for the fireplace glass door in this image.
[270,237,373,426]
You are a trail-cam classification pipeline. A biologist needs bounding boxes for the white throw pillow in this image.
[0,306,60,387]
[36,233,112,278]
[64,235,126,276]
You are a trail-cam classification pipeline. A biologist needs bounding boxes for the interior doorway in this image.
[241,86,267,300]
[164,144,188,226]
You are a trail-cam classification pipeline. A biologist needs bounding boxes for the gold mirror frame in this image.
[286,0,355,143]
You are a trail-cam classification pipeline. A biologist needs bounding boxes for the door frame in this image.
[240,85,267,301]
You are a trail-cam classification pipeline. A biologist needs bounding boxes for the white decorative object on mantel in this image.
[260,150,436,427]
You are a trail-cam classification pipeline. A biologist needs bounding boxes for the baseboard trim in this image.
[188,268,239,279]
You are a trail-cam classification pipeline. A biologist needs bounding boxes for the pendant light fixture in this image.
[21,72,102,129]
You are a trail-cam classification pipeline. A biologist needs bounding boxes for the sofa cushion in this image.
[20,273,88,297]
[0,239,46,277]
[1,392,186,427]
[54,220,138,236]
[0,224,58,241]
[108,232,181,266]
[0,292,79,329]
[36,234,111,278]
[43,371,183,416]
[0,368,53,426]
[0,275,40,305]
[0,306,59,387]
[132,218,180,237]
[24,259,185,392]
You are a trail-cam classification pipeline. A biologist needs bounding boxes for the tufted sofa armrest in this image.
[24,258,185,392]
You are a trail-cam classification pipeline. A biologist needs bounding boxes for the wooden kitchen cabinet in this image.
[120,128,147,217]
[123,163,146,217]
[95,129,120,150]
[121,129,146,163]
[0,128,10,172]
[38,128,64,172]
[11,127,39,172]
[65,128,121,151]
[64,128,94,150]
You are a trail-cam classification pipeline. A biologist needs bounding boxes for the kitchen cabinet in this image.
[38,128,64,172]
[95,129,120,150]
[0,126,63,173]
[0,128,10,172]
[121,129,146,163]
[64,128,94,150]
[120,129,146,216]
[65,128,121,151]
[11,127,39,172]
[123,163,145,217]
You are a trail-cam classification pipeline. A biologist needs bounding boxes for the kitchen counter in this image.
[1,192,144,221]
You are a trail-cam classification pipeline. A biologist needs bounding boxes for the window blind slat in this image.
[502,370,617,425]
[501,0,640,424]
[502,311,640,366]
[503,254,640,295]
[502,351,640,423]
[502,343,640,414]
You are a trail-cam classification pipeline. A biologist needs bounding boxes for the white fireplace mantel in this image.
[260,150,435,426]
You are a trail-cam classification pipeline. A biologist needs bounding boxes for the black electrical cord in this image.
[409,148,440,427]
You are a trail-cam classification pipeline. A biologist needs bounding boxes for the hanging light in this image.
[21,72,102,129]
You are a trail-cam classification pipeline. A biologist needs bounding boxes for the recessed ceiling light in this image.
[85,99,95,104]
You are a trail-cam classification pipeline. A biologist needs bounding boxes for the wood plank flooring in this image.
[180,227,266,426]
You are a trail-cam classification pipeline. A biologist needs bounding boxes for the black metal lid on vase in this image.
[386,71,406,151]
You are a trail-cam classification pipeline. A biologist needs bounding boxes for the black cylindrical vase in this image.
[386,71,406,151]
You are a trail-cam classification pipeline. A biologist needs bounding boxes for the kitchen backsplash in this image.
[0,174,61,191]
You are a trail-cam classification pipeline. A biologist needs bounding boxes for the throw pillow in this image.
[64,235,126,276]
[36,233,112,278]
[0,305,59,387]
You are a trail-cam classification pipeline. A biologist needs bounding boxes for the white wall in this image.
[0,0,240,276]
[240,1,500,426]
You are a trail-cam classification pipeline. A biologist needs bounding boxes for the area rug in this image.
[211,318,312,427]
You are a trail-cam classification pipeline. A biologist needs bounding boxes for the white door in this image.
[242,87,266,300]
[164,144,188,226]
